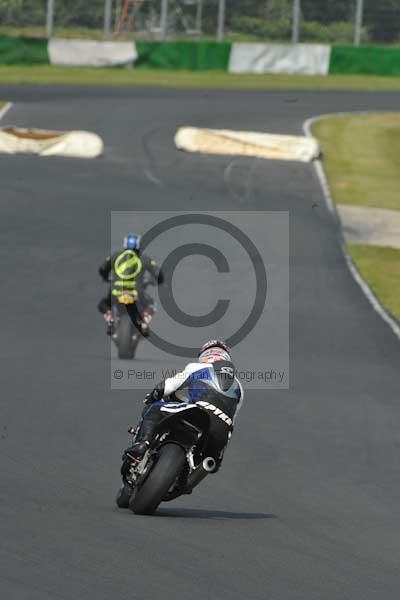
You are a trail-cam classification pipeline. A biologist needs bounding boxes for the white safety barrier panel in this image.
[175,127,320,162]
[49,39,137,67]
[229,43,331,75]
[0,127,104,158]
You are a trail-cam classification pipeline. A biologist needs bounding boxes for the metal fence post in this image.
[354,0,364,46]
[104,0,113,40]
[46,0,54,39]
[196,0,203,34]
[217,0,226,42]
[160,0,169,39]
[292,0,301,44]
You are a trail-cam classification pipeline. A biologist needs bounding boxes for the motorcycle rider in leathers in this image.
[120,340,244,486]
[98,233,164,336]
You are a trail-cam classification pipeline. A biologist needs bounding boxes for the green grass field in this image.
[314,114,400,321]
[314,114,400,211]
[2,65,400,91]
[348,245,400,319]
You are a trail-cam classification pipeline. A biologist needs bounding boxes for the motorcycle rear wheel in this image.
[116,308,138,360]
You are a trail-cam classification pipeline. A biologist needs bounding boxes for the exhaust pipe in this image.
[186,457,217,492]
[202,457,217,472]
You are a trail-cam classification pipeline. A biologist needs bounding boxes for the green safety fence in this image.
[135,41,231,71]
[329,45,400,77]
[0,36,49,65]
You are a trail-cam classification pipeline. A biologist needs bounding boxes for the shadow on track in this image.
[155,508,277,520]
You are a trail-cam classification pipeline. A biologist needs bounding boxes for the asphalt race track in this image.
[1,85,400,600]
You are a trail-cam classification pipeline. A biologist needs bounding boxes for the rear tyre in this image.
[116,482,133,508]
[117,309,136,360]
[130,444,186,515]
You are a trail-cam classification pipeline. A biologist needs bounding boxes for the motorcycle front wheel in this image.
[129,444,186,515]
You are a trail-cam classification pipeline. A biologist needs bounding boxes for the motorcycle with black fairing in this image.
[116,400,224,515]
[111,278,155,360]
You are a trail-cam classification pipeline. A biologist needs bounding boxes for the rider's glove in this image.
[144,382,165,405]
[144,393,154,405]
[99,271,109,283]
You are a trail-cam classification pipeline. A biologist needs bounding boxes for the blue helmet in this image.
[123,233,141,251]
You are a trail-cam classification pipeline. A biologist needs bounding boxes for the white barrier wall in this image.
[229,43,331,76]
[49,40,137,67]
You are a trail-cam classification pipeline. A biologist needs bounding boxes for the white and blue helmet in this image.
[198,340,231,363]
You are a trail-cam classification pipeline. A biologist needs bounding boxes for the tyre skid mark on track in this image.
[144,168,163,186]
[141,126,188,188]
[303,113,400,341]
[223,156,260,205]
[141,127,165,187]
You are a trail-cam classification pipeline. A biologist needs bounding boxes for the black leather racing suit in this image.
[122,360,243,480]
[98,249,164,316]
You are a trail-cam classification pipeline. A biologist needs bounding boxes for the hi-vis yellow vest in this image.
[112,250,142,296]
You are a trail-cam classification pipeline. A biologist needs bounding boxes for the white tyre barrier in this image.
[175,127,320,162]
[0,127,104,158]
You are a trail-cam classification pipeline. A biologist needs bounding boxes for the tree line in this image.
[1,0,400,42]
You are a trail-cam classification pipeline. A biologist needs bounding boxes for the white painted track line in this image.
[0,102,13,122]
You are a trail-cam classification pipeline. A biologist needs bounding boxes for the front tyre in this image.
[129,444,186,515]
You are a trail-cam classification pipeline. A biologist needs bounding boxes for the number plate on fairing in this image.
[118,293,137,304]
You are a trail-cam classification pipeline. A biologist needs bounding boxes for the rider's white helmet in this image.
[198,340,231,364]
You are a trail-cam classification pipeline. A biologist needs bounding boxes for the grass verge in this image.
[347,245,400,320]
[314,113,400,321]
[314,113,400,211]
[2,65,400,91]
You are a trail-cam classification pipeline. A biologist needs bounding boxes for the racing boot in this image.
[120,439,150,484]
[122,418,156,466]
[140,310,152,337]
[103,309,114,336]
